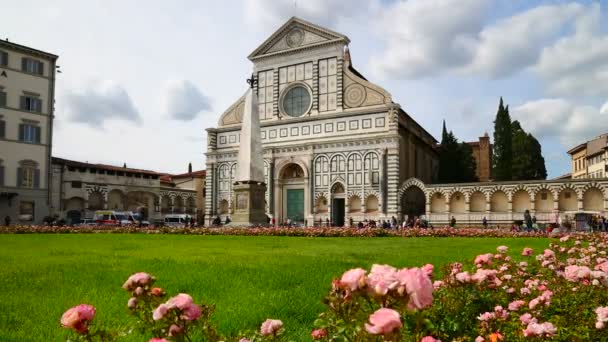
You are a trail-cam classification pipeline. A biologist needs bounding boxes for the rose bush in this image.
[60,232,608,341]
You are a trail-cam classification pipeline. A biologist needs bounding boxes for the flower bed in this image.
[59,232,608,341]
[1,225,556,238]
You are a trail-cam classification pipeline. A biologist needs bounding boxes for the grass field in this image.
[0,235,551,341]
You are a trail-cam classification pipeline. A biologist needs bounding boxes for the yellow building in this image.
[568,134,607,179]
[0,40,58,224]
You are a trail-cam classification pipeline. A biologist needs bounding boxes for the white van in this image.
[164,214,192,227]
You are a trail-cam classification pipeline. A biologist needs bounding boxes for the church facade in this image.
[205,17,438,226]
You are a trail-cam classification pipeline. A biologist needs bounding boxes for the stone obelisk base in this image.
[229,181,267,226]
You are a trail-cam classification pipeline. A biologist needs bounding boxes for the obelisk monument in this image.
[230,76,267,226]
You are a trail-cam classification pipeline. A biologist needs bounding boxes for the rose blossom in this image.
[596,307,608,329]
[169,324,183,336]
[497,245,508,254]
[239,339,251,342]
[60,304,96,334]
[260,319,283,336]
[151,287,165,296]
[522,248,533,256]
[508,300,526,311]
[153,304,169,321]
[523,322,557,337]
[339,268,366,291]
[455,272,471,283]
[149,339,168,342]
[422,264,434,278]
[311,328,327,339]
[367,264,398,296]
[520,313,537,325]
[474,253,493,267]
[127,297,138,309]
[398,267,433,310]
[123,272,154,291]
[420,336,440,342]
[475,337,484,342]
[365,308,402,335]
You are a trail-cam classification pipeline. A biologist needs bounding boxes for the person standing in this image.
[482,216,488,229]
[4,215,10,226]
[450,216,456,228]
[524,210,533,232]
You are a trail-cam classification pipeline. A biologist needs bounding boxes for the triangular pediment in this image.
[248,17,350,61]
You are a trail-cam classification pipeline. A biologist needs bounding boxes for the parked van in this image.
[164,214,192,227]
[94,211,137,226]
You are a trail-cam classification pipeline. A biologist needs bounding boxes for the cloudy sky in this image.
[2,0,607,177]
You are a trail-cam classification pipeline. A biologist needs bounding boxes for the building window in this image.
[18,124,41,143]
[0,119,5,139]
[541,193,547,200]
[20,96,42,112]
[0,51,7,66]
[17,160,39,188]
[21,57,44,75]
[19,201,35,221]
[0,160,4,186]
[0,90,6,107]
[282,85,311,117]
[71,181,82,188]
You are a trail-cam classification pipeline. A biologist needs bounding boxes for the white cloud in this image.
[371,0,488,78]
[534,3,608,97]
[511,98,608,147]
[371,1,591,79]
[467,3,584,77]
[63,81,141,127]
[164,80,212,121]
[244,0,376,30]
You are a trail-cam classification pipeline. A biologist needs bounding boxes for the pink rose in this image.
[365,308,402,335]
[60,304,96,334]
[422,264,434,278]
[339,268,366,291]
[521,248,533,256]
[153,304,169,321]
[455,272,471,283]
[399,267,433,310]
[508,300,526,311]
[475,337,485,342]
[127,297,138,309]
[166,293,194,310]
[150,339,168,342]
[181,303,202,321]
[433,280,444,289]
[311,328,327,339]
[134,287,144,296]
[420,336,440,342]
[474,253,493,266]
[497,245,508,254]
[151,287,165,296]
[368,264,398,295]
[543,249,555,259]
[523,322,557,337]
[123,272,154,291]
[520,313,537,325]
[260,319,283,336]
[239,339,251,342]
[169,324,183,336]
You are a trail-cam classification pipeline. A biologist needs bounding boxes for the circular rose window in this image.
[282,85,311,117]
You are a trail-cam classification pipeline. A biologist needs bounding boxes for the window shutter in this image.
[36,98,42,112]
[0,91,6,107]
[35,126,41,143]
[0,166,4,186]
[18,124,24,141]
[17,167,22,187]
[21,58,27,71]
[38,61,44,75]
[0,120,5,138]
[20,96,26,110]
[34,169,40,188]
[0,51,7,66]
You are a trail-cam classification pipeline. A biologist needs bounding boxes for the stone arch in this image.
[400,184,426,218]
[280,163,306,180]
[469,191,486,212]
[160,194,172,213]
[534,188,553,212]
[430,191,446,213]
[186,196,196,214]
[65,196,85,212]
[125,191,156,215]
[349,195,362,213]
[490,190,508,212]
[330,153,347,174]
[107,189,125,211]
[88,191,104,211]
[173,195,184,211]
[558,186,578,211]
[276,159,309,179]
[583,187,604,211]
[397,178,427,198]
[512,190,532,213]
[449,191,466,213]
[365,194,379,213]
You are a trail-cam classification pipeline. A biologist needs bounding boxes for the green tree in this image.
[438,121,478,183]
[512,120,547,180]
[492,97,512,181]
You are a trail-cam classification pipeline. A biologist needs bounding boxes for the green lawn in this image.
[0,235,551,341]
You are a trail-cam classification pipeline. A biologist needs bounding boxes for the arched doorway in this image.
[331,182,346,226]
[401,186,425,219]
[88,191,104,211]
[126,191,156,219]
[279,163,306,225]
[107,189,125,211]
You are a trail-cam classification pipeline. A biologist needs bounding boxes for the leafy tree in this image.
[512,120,547,180]
[492,98,512,181]
[438,121,478,183]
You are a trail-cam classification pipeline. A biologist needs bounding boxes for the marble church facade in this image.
[205,17,438,226]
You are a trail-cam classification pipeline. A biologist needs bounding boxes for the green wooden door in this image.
[286,189,304,223]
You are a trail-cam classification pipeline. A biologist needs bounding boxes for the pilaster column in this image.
[386,147,400,217]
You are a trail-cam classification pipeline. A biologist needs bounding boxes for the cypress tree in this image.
[512,120,547,180]
[492,98,513,181]
[438,121,477,183]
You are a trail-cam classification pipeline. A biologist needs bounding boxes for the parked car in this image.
[164,214,192,227]
[77,219,97,226]
[93,211,123,226]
